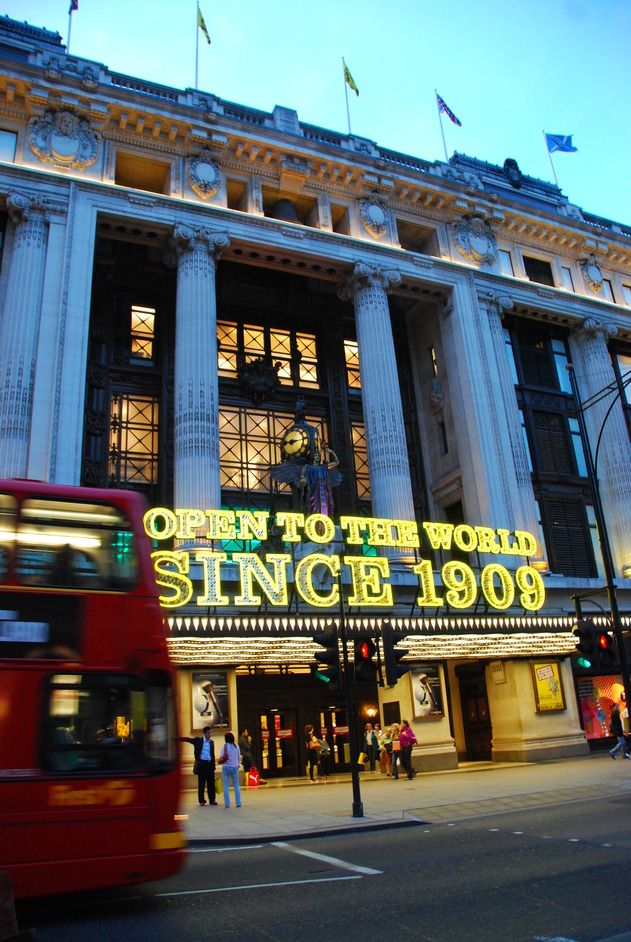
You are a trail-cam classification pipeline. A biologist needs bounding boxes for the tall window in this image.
[344,339,361,389]
[505,324,596,577]
[217,321,319,389]
[109,393,159,487]
[130,305,155,362]
[219,406,328,499]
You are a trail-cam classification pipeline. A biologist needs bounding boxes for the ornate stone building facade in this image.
[1,16,631,774]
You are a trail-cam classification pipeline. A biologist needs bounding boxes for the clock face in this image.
[282,426,310,458]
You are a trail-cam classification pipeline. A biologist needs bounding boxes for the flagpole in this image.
[543,130,559,186]
[67,8,73,55]
[436,91,448,162]
[342,57,351,135]
[195,1,200,90]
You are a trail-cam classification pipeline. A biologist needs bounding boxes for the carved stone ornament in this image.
[503,158,523,189]
[187,149,222,199]
[236,354,281,405]
[28,109,100,171]
[580,254,604,294]
[358,196,390,239]
[452,215,498,264]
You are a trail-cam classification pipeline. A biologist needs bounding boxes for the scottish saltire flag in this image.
[69,0,78,11]
[344,63,359,96]
[198,6,211,44]
[545,133,577,153]
[436,92,461,127]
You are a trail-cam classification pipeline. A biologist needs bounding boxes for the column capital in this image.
[338,261,401,301]
[574,315,618,343]
[169,223,229,262]
[6,191,64,226]
[478,290,514,319]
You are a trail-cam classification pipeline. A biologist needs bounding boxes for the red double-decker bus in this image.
[0,480,185,899]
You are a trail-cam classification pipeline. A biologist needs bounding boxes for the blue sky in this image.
[9,0,631,225]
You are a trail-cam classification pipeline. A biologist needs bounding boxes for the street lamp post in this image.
[567,364,631,710]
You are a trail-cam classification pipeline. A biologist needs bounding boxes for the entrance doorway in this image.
[457,664,492,761]
[259,709,299,777]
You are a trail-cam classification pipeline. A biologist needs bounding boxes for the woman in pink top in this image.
[398,720,418,780]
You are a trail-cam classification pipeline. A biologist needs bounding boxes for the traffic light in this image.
[312,630,342,689]
[353,637,379,684]
[596,629,617,670]
[382,621,411,686]
[573,618,596,672]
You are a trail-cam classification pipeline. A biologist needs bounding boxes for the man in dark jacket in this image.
[180,726,217,805]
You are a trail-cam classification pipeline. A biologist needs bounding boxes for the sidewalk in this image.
[178,752,631,845]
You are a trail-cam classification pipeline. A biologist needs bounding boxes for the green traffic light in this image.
[576,656,592,669]
[314,669,331,684]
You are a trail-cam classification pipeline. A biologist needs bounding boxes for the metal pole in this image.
[338,573,363,817]
[567,364,631,709]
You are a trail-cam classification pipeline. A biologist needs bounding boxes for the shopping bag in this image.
[215,774,223,795]
[248,767,260,787]
[357,751,367,766]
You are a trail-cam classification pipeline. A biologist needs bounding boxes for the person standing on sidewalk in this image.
[399,719,418,780]
[179,726,217,806]
[390,723,401,779]
[363,722,379,773]
[379,725,393,776]
[218,732,242,808]
[239,728,255,773]
[609,702,626,758]
[305,724,321,781]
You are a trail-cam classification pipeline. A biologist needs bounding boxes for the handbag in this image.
[357,751,367,765]
[217,747,228,765]
[392,740,401,752]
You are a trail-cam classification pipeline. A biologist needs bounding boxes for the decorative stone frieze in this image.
[452,215,498,264]
[187,149,222,199]
[358,195,390,239]
[28,108,101,170]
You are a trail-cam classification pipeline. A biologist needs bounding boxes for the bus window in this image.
[43,672,177,774]
[0,493,16,582]
[14,499,139,590]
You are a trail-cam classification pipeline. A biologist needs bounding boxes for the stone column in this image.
[0,193,51,477]
[570,317,631,575]
[338,261,416,528]
[170,223,229,512]
[481,292,545,564]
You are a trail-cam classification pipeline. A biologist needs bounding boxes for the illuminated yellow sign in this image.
[48,780,137,807]
[144,509,545,612]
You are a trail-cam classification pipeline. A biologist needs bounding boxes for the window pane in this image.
[551,339,572,393]
[130,305,155,361]
[499,250,513,275]
[345,340,361,389]
[523,256,555,286]
[351,422,370,498]
[109,393,159,486]
[0,129,17,163]
[532,412,573,474]
[617,354,631,404]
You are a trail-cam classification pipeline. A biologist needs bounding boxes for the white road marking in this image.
[156,875,361,897]
[272,840,382,875]
[189,844,264,853]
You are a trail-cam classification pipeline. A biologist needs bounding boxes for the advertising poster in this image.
[577,674,625,740]
[531,662,565,712]
[190,671,229,731]
[411,666,443,719]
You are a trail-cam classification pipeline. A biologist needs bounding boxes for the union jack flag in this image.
[436,92,461,127]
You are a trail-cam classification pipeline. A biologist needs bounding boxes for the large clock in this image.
[281,425,310,459]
